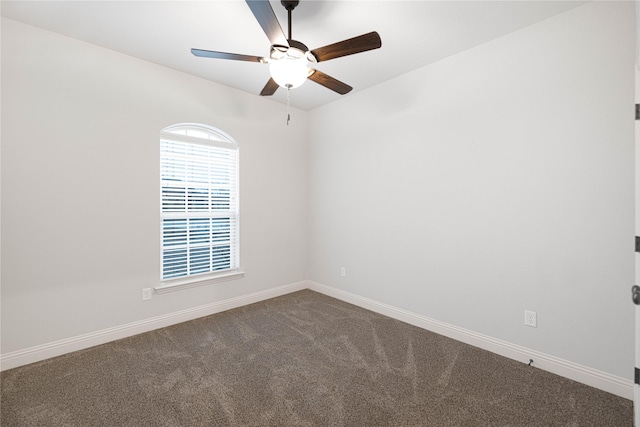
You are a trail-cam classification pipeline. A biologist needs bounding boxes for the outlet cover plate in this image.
[524,310,537,327]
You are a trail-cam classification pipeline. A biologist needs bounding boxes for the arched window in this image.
[157,124,242,291]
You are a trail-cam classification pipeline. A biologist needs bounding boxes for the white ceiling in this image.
[1,0,587,111]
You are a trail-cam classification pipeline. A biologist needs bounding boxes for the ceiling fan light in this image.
[269,55,309,89]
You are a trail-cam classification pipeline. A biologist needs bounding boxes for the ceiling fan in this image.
[191,0,382,97]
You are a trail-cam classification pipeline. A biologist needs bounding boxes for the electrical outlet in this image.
[340,267,346,277]
[524,310,537,327]
[142,288,153,301]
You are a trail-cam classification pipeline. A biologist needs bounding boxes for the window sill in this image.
[155,270,245,294]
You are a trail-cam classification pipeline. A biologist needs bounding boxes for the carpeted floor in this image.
[1,289,633,426]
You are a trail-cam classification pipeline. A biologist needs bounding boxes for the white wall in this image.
[308,1,635,379]
[1,18,308,353]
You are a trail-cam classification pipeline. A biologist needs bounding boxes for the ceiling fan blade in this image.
[311,31,382,63]
[246,0,289,47]
[308,69,352,95]
[191,49,265,63]
[260,77,279,96]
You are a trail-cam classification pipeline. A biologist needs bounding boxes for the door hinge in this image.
[636,104,640,120]
[636,367,639,385]
[636,236,640,253]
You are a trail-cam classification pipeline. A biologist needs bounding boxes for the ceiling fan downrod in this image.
[281,0,299,41]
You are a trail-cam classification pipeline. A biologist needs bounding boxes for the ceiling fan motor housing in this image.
[270,40,317,63]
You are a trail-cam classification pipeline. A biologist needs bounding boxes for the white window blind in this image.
[160,124,239,281]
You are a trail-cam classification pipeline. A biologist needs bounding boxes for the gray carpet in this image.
[1,290,632,426]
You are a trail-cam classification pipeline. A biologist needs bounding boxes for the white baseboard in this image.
[307,280,634,400]
[0,280,307,371]
[2,279,633,401]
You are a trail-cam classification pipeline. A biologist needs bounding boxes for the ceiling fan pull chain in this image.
[286,86,291,126]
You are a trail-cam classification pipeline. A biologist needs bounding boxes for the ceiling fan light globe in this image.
[269,56,309,89]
